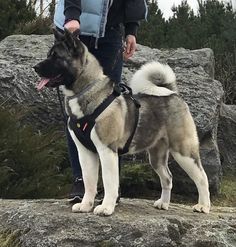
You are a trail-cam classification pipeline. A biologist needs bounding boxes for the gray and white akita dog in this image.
[34,29,211,216]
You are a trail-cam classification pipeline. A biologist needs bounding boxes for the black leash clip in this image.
[119,83,132,95]
[115,83,141,108]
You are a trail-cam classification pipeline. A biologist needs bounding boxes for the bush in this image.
[14,17,53,35]
[0,0,36,40]
[0,104,71,199]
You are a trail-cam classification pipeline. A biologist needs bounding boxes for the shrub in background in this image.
[0,0,36,40]
[14,17,53,35]
[0,104,71,199]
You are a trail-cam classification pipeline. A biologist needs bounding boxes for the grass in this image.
[211,171,236,207]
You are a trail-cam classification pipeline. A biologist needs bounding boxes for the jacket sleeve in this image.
[124,0,147,37]
[64,0,82,22]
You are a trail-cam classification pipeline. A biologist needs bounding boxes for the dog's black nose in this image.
[33,64,40,73]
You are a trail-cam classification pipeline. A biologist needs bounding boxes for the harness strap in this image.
[56,86,67,124]
[69,83,140,154]
[91,86,120,119]
[69,115,97,153]
[118,99,140,155]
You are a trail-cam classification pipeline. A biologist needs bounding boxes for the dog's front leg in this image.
[69,129,99,213]
[95,148,119,216]
[91,130,119,216]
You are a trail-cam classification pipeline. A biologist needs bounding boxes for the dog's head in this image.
[34,29,87,90]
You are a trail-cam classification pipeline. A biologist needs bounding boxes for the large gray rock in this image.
[0,35,224,194]
[0,35,61,129]
[0,199,235,247]
[218,104,236,170]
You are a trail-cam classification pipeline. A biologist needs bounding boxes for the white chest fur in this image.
[68,98,84,119]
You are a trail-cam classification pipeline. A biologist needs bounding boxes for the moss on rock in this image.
[0,228,22,247]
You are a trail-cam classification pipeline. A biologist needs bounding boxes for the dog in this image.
[34,29,211,216]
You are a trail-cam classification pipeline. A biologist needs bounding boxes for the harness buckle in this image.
[118,83,141,108]
[119,83,132,95]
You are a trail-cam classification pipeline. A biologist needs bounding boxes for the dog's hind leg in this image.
[69,129,99,213]
[170,149,211,213]
[148,138,172,210]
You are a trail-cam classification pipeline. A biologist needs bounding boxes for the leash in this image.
[56,86,67,124]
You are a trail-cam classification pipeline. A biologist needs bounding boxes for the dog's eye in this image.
[47,50,59,59]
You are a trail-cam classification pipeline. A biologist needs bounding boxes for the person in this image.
[53,0,147,203]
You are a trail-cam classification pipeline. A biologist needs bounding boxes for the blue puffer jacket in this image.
[54,0,112,38]
[54,0,147,38]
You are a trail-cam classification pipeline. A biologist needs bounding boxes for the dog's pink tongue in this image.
[36,78,50,90]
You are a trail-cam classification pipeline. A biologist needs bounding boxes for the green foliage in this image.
[137,0,166,48]
[166,1,200,49]
[0,104,71,199]
[0,228,22,247]
[212,170,236,207]
[14,17,53,35]
[120,162,236,206]
[0,0,36,40]
[120,163,161,198]
[138,0,236,104]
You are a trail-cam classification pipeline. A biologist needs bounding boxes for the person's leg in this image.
[87,26,123,84]
[66,128,82,178]
[66,127,85,202]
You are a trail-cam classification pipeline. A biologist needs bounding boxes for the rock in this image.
[0,199,235,247]
[0,34,61,129]
[218,104,236,171]
[0,35,224,195]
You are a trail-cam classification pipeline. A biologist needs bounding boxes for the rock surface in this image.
[218,104,236,170]
[0,199,235,247]
[0,35,224,194]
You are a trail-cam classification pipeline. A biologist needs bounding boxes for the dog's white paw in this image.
[72,202,93,213]
[93,204,114,216]
[154,199,169,210]
[193,204,210,214]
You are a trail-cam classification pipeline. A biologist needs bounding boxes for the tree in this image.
[138,0,166,48]
[165,0,198,48]
[139,0,236,103]
[0,0,36,40]
[197,0,236,103]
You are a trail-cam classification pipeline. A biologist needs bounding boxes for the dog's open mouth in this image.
[36,74,63,90]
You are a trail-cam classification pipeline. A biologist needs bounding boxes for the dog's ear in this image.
[64,29,86,57]
[75,39,86,56]
[53,27,64,42]
[64,28,77,49]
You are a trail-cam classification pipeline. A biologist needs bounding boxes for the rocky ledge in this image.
[0,199,235,247]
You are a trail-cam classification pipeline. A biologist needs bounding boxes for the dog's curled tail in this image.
[128,61,178,96]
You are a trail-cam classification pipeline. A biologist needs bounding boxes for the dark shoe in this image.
[68,177,85,204]
[95,189,104,204]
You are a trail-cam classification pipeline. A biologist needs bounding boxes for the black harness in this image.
[68,83,140,155]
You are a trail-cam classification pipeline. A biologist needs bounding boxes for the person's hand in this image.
[123,35,137,61]
[64,20,80,33]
